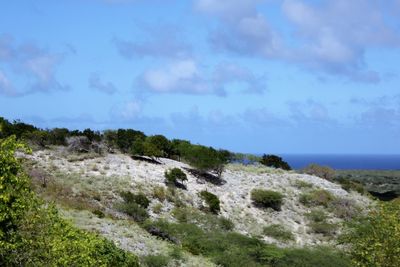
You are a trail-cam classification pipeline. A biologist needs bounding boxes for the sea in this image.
[279,154,400,170]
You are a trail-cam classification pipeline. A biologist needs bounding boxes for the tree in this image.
[146,135,172,158]
[165,168,187,186]
[182,145,228,177]
[260,154,291,170]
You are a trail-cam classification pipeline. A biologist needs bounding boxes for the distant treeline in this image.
[0,117,292,173]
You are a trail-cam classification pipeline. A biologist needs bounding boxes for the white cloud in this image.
[0,34,67,96]
[139,59,266,95]
[140,59,211,94]
[89,74,117,94]
[0,70,17,96]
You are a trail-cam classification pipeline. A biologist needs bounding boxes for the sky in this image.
[0,0,400,154]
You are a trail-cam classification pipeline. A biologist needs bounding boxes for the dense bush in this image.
[164,168,187,186]
[299,189,335,207]
[341,201,400,267]
[144,219,351,267]
[199,191,220,214]
[118,191,150,222]
[251,189,284,211]
[302,163,335,181]
[334,176,365,194]
[263,224,294,242]
[260,154,291,170]
[0,136,139,266]
[141,254,171,267]
[306,209,337,236]
[120,191,150,209]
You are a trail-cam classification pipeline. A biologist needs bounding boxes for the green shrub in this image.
[251,189,284,211]
[309,222,338,236]
[299,189,335,207]
[334,177,365,194]
[277,247,352,267]
[171,207,233,232]
[164,168,187,186]
[263,224,294,241]
[142,254,171,267]
[260,154,291,170]
[328,198,359,221]
[293,180,313,189]
[306,209,337,236]
[152,186,167,202]
[302,164,335,181]
[120,191,150,208]
[199,190,220,213]
[92,209,105,218]
[117,202,149,222]
[306,209,327,222]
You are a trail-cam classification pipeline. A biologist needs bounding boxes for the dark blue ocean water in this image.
[279,154,400,170]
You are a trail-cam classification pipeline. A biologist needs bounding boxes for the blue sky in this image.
[1,0,400,154]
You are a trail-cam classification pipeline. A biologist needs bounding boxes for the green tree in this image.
[165,168,188,186]
[147,135,172,158]
[182,145,228,177]
[260,154,291,170]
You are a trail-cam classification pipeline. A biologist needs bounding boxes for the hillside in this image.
[20,146,371,266]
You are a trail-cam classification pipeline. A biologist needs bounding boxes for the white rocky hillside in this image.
[23,147,371,252]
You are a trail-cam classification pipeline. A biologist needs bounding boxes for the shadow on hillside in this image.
[184,168,226,186]
[131,155,162,165]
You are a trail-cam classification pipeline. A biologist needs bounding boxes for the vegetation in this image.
[299,189,335,207]
[263,224,294,242]
[302,163,335,181]
[341,201,400,267]
[164,168,188,187]
[260,154,291,170]
[251,189,284,211]
[0,136,139,266]
[117,191,150,222]
[306,209,337,236]
[199,191,221,214]
[143,219,351,267]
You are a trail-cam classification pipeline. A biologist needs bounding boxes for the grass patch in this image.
[299,189,335,207]
[263,224,294,242]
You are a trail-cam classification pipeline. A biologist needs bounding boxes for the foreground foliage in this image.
[0,136,139,266]
[341,200,400,267]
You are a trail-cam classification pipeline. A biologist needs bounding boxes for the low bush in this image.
[117,202,149,222]
[328,198,359,221]
[171,207,234,232]
[141,254,171,267]
[306,209,337,236]
[118,191,150,222]
[309,221,338,236]
[293,180,313,189]
[263,224,294,242]
[120,191,150,208]
[152,186,166,202]
[199,190,220,214]
[144,219,350,267]
[334,177,365,194]
[299,189,335,207]
[302,164,335,181]
[165,168,187,186]
[251,189,284,211]
[92,209,105,218]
